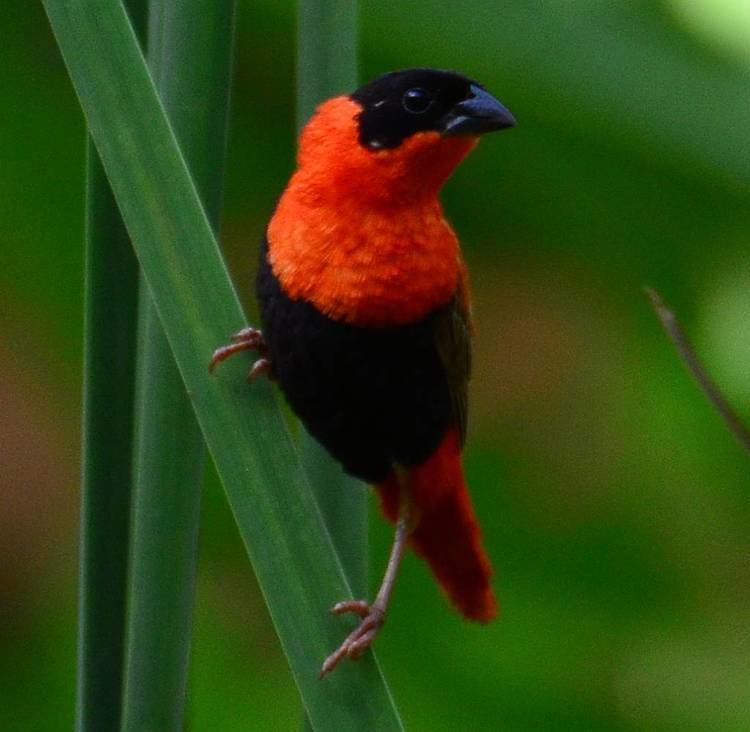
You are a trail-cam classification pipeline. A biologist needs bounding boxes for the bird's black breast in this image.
[256,236,454,484]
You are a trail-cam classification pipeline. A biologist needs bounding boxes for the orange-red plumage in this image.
[268,97,476,327]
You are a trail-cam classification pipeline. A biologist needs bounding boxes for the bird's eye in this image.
[402,88,433,114]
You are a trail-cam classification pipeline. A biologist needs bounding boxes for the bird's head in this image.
[296,68,516,205]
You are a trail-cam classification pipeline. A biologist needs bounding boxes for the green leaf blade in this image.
[43,1,402,727]
[77,151,140,732]
[76,4,146,730]
[121,2,237,729]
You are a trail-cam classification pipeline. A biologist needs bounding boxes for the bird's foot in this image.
[209,327,273,380]
[319,600,385,678]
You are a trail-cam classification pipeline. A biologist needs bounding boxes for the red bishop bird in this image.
[210,68,516,677]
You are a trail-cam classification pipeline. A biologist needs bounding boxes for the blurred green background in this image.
[2,0,750,729]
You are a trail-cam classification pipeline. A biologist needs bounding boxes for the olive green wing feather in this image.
[434,283,472,448]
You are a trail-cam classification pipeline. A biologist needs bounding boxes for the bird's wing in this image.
[433,265,473,448]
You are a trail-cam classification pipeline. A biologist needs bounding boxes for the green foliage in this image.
[4,1,750,730]
[42,0,400,728]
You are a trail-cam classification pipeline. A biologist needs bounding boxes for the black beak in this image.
[440,84,517,136]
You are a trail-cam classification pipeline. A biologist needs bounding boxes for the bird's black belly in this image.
[256,239,453,484]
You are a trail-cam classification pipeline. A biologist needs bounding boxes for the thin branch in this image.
[645,287,750,454]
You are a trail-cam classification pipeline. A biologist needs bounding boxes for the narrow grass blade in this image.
[76,5,145,731]
[297,0,368,601]
[124,291,206,731]
[121,2,236,729]
[77,151,140,732]
[43,1,403,727]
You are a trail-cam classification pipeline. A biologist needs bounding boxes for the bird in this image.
[210,68,516,677]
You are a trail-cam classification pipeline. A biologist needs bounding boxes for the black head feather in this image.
[350,68,516,150]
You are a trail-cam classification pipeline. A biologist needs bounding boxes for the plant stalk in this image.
[75,4,146,730]
[121,2,237,730]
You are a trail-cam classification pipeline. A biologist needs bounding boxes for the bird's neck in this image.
[294,97,477,207]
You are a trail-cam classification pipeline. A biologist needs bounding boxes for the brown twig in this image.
[645,287,750,455]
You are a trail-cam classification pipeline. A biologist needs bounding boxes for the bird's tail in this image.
[377,429,497,622]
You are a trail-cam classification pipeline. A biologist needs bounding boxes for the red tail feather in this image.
[377,430,497,622]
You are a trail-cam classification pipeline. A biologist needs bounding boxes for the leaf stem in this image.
[645,287,750,454]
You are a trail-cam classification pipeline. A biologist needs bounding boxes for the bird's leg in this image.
[208,326,274,381]
[320,502,411,678]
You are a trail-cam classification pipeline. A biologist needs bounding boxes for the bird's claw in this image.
[320,602,385,678]
[330,600,371,618]
[209,327,272,380]
[229,327,266,348]
[247,357,271,383]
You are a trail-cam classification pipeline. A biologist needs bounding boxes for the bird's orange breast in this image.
[268,191,461,328]
[267,97,477,328]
